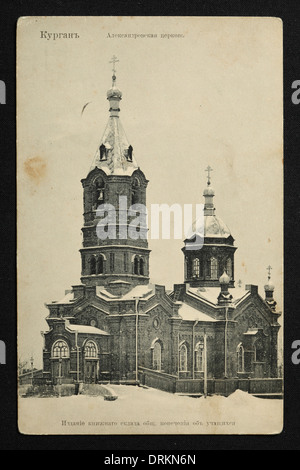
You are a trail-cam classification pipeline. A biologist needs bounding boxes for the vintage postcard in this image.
[17,16,283,435]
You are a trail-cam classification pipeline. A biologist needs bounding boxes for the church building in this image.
[41,60,282,396]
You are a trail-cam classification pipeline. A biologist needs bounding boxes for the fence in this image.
[139,367,283,397]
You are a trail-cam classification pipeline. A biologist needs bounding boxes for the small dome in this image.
[264,278,275,291]
[203,186,215,197]
[219,270,230,285]
[107,85,122,100]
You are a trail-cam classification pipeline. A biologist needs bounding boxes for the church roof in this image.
[89,61,139,176]
[66,321,109,336]
[91,115,139,176]
[178,302,217,322]
[50,291,75,304]
[191,214,232,239]
[96,283,155,301]
[187,286,250,306]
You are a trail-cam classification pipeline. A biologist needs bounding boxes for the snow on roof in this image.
[96,283,155,301]
[90,116,139,176]
[178,302,217,322]
[243,328,259,336]
[66,322,109,336]
[52,292,75,304]
[188,286,250,306]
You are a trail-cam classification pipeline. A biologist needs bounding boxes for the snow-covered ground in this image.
[18,384,283,435]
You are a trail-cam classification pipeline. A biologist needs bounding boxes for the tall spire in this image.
[203,166,215,216]
[90,57,139,175]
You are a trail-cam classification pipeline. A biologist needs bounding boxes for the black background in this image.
[0,0,299,452]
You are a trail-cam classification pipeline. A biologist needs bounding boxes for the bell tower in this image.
[80,57,150,287]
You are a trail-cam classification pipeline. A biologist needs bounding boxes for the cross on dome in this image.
[205,165,213,186]
[109,55,119,84]
[266,265,272,279]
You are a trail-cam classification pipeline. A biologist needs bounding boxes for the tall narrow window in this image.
[179,343,188,371]
[95,179,105,203]
[97,255,104,274]
[153,342,162,370]
[124,253,128,272]
[127,145,133,162]
[226,258,232,279]
[210,257,218,280]
[134,256,139,275]
[99,144,107,161]
[195,342,204,372]
[206,258,211,277]
[139,258,144,276]
[192,258,200,277]
[237,343,244,373]
[90,257,96,275]
[110,253,115,272]
[132,177,140,205]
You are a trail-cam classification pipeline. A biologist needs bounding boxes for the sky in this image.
[17,16,283,368]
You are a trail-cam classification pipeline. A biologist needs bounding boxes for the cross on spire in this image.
[109,55,119,76]
[205,165,213,186]
[266,265,272,279]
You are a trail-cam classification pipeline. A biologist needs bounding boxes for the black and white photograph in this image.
[17,16,283,435]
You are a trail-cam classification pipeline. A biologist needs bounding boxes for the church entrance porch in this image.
[83,340,100,383]
[84,360,98,383]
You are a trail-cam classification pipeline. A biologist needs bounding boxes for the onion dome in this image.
[107,76,122,100]
[264,277,275,292]
[219,270,230,285]
[203,185,215,197]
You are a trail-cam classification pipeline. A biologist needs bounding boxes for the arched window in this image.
[153,342,162,370]
[195,342,204,372]
[84,341,98,358]
[90,256,96,275]
[110,253,115,272]
[97,255,104,274]
[210,257,218,280]
[94,177,105,205]
[134,256,139,275]
[237,343,244,373]
[127,145,133,162]
[179,343,188,371]
[226,258,232,279]
[192,258,200,277]
[139,258,144,276]
[132,177,140,205]
[124,253,128,272]
[52,340,69,358]
[254,339,264,363]
[99,144,107,161]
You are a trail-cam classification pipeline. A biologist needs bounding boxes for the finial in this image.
[109,55,119,85]
[266,265,272,280]
[238,279,242,288]
[205,165,213,186]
